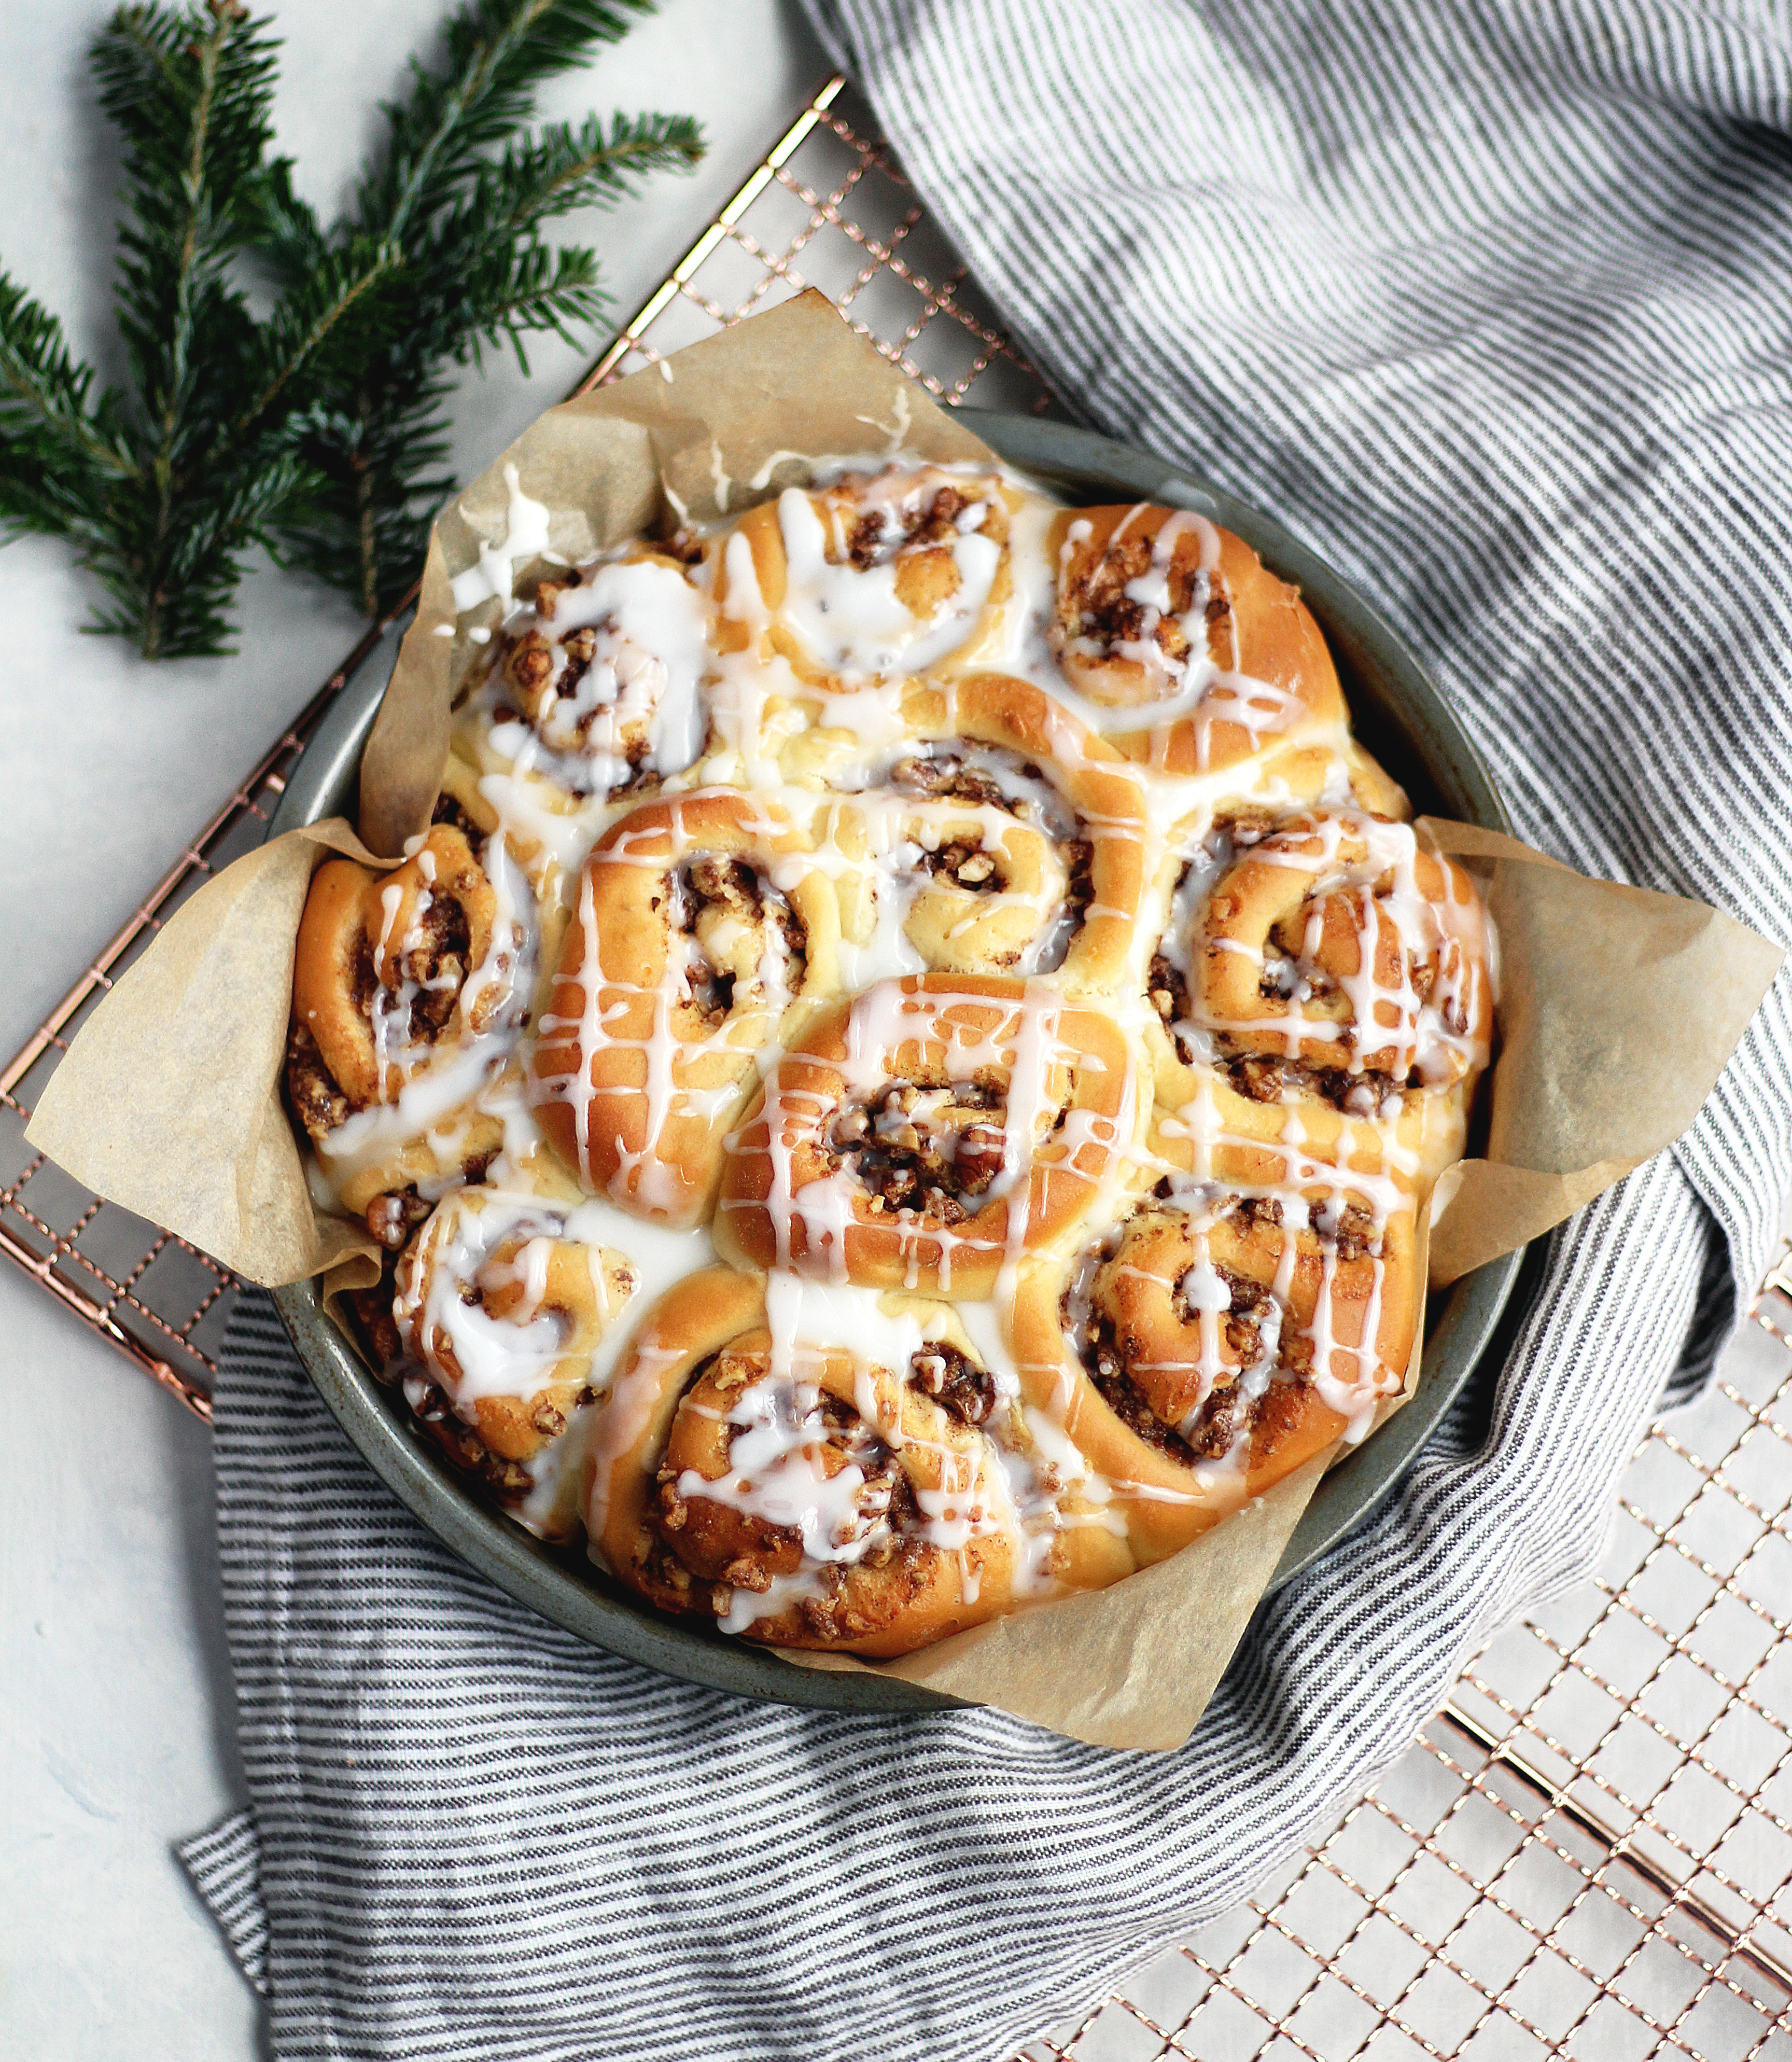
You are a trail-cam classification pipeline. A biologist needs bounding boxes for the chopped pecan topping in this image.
[284,1022,351,1141]
[673,856,807,1026]
[503,629,554,698]
[365,1186,431,1251]
[1148,950,1193,1057]
[888,749,1010,810]
[830,1080,1007,1220]
[844,483,975,568]
[908,1342,997,1426]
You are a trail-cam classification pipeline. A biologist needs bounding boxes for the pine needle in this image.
[0,0,702,657]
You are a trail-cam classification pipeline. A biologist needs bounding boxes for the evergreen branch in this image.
[358,0,654,244]
[235,237,404,434]
[446,242,609,372]
[240,154,327,275]
[0,0,701,655]
[486,109,704,230]
[0,274,133,486]
[91,0,286,656]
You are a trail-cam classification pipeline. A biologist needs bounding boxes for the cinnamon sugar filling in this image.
[646,1335,992,1630]
[843,481,981,567]
[827,1078,1010,1222]
[665,854,807,1026]
[884,744,1094,964]
[1062,1183,1378,1466]
[1054,529,1228,667]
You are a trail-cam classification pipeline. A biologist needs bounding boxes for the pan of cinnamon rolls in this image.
[271,416,1520,1711]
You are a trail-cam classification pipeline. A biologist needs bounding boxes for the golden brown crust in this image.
[1011,1100,1420,1564]
[585,1267,1134,1654]
[453,542,719,826]
[1046,505,1347,775]
[528,789,844,1225]
[713,464,1023,692]
[891,672,1150,993]
[1142,808,1494,1161]
[393,1177,635,1464]
[287,824,529,1232]
[291,826,497,1112]
[713,974,1139,1296]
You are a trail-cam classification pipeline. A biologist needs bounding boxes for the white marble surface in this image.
[0,4,828,2053]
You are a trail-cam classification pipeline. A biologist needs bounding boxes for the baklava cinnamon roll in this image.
[389,1175,639,1537]
[453,540,716,851]
[828,742,1088,984]
[1014,1098,1420,1562]
[715,461,1022,687]
[842,670,1149,991]
[1147,805,1493,1154]
[528,790,844,1225]
[1042,504,1347,776]
[715,974,1138,1297]
[286,824,536,1231]
[587,1269,1131,1653]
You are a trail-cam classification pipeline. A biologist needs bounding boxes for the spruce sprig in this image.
[0,0,701,658]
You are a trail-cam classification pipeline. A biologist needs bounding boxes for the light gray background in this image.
[0,3,828,2052]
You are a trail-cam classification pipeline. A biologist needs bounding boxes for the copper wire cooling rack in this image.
[0,75,1052,1428]
[9,73,1792,2062]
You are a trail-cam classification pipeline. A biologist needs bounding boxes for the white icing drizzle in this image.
[469,552,715,805]
[828,742,1084,987]
[1166,806,1492,1089]
[450,464,553,614]
[983,497,1320,771]
[532,791,807,1220]
[732,976,1135,1297]
[771,465,1003,679]
[645,1270,1092,1633]
[310,834,538,1204]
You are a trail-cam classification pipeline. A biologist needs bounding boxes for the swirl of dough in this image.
[391,1178,637,1521]
[715,973,1138,1298]
[286,822,537,1232]
[460,541,717,809]
[585,1269,1131,1653]
[1156,806,1493,1101]
[1012,1082,1420,1562]
[1043,503,1347,777]
[713,461,1023,688]
[528,789,845,1226]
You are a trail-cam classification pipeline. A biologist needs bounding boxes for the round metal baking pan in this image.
[270,412,1528,1716]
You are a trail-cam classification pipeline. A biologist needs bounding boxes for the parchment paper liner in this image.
[27,294,1782,1751]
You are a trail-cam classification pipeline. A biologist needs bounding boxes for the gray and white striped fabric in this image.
[183,6,1792,2055]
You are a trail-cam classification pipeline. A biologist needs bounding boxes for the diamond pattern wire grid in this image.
[587,76,1056,414]
[6,68,1789,2061]
[1016,1278,1792,2062]
[0,609,404,1425]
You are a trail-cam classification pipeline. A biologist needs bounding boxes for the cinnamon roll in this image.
[878,670,1150,990]
[1146,805,1493,1141]
[389,1175,639,1536]
[286,824,536,1230]
[714,461,1023,688]
[1042,504,1347,776]
[456,541,717,817]
[527,790,844,1225]
[828,742,1089,984]
[715,974,1138,1297]
[1014,1096,1421,1562]
[587,1269,1132,1653]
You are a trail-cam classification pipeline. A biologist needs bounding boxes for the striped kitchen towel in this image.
[183,4,1792,2056]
